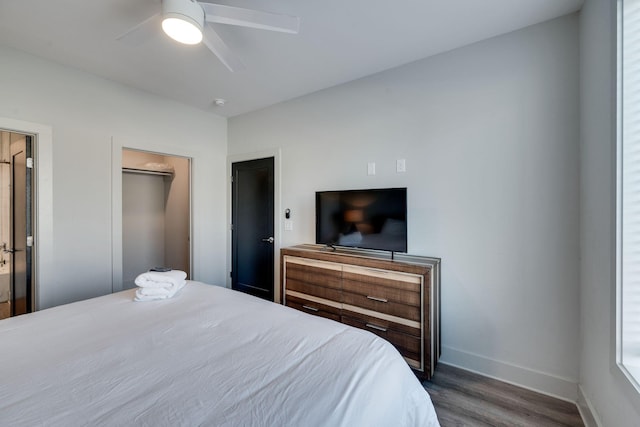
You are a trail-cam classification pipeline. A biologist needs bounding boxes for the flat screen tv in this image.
[316,188,407,253]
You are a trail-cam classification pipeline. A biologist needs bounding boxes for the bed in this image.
[0,281,440,426]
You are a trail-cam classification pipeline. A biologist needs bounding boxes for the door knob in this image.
[261,237,274,244]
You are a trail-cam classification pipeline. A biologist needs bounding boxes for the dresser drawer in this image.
[342,265,421,289]
[342,279,421,305]
[342,265,421,321]
[286,293,341,322]
[342,290,420,322]
[284,256,341,301]
[342,311,421,368]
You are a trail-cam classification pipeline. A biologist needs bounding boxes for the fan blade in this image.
[202,25,245,72]
[116,12,161,45]
[200,3,299,34]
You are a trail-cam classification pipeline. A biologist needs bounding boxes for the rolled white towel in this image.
[135,270,187,288]
[135,280,186,302]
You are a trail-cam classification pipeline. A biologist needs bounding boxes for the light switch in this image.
[397,159,406,173]
[284,220,293,231]
[367,162,376,175]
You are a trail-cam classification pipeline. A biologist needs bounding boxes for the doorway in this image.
[0,130,33,319]
[231,157,274,301]
[121,148,191,289]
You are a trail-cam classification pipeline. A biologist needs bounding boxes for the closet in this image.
[122,149,190,289]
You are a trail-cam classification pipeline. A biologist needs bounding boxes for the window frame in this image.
[616,0,640,394]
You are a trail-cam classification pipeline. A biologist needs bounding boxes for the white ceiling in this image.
[0,0,583,117]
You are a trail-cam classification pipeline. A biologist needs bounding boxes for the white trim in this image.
[577,384,602,427]
[0,117,53,312]
[615,0,625,382]
[227,149,281,301]
[441,345,579,402]
[111,137,196,293]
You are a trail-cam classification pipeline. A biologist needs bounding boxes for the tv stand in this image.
[280,244,441,380]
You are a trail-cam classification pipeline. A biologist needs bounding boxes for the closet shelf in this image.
[122,167,173,177]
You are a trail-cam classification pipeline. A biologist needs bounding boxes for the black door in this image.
[231,157,274,301]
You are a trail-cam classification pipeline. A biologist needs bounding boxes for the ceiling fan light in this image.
[162,16,202,44]
[162,0,204,45]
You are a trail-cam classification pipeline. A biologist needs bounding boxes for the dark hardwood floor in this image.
[423,364,584,427]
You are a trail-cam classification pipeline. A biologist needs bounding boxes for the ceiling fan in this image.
[118,0,300,72]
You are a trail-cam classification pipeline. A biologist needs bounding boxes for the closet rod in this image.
[122,167,173,177]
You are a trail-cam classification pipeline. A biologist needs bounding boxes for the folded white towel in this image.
[137,281,186,297]
[134,280,186,302]
[134,270,187,288]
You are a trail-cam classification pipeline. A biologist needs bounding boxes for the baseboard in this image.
[440,345,578,402]
[577,385,601,427]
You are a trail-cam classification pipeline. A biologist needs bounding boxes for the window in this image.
[618,0,640,390]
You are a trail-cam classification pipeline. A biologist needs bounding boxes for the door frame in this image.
[111,138,194,293]
[227,149,281,302]
[0,117,53,312]
[10,134,33,315]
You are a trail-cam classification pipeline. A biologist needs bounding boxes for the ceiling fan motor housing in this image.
[162,0,205,44]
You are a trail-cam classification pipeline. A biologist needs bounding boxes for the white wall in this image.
[0,46,228,309]
[229,15,581,400]
[163,155,190,277]
[578,0,640,425]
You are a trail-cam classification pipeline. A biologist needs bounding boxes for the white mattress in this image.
[0,281,440,426]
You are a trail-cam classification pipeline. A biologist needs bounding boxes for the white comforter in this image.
[0,281,440,426]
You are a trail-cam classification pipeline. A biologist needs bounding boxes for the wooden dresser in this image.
[281,244,440,380]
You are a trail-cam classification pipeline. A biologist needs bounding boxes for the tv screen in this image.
[315,188,407,253]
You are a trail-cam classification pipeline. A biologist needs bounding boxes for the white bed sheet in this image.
[0,281,440,426]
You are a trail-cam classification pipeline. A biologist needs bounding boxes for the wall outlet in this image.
[284,220,293,231]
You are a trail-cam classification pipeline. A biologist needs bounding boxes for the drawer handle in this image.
[366,296,388,303]
[365,323,388,332]
[302,305,319,312]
